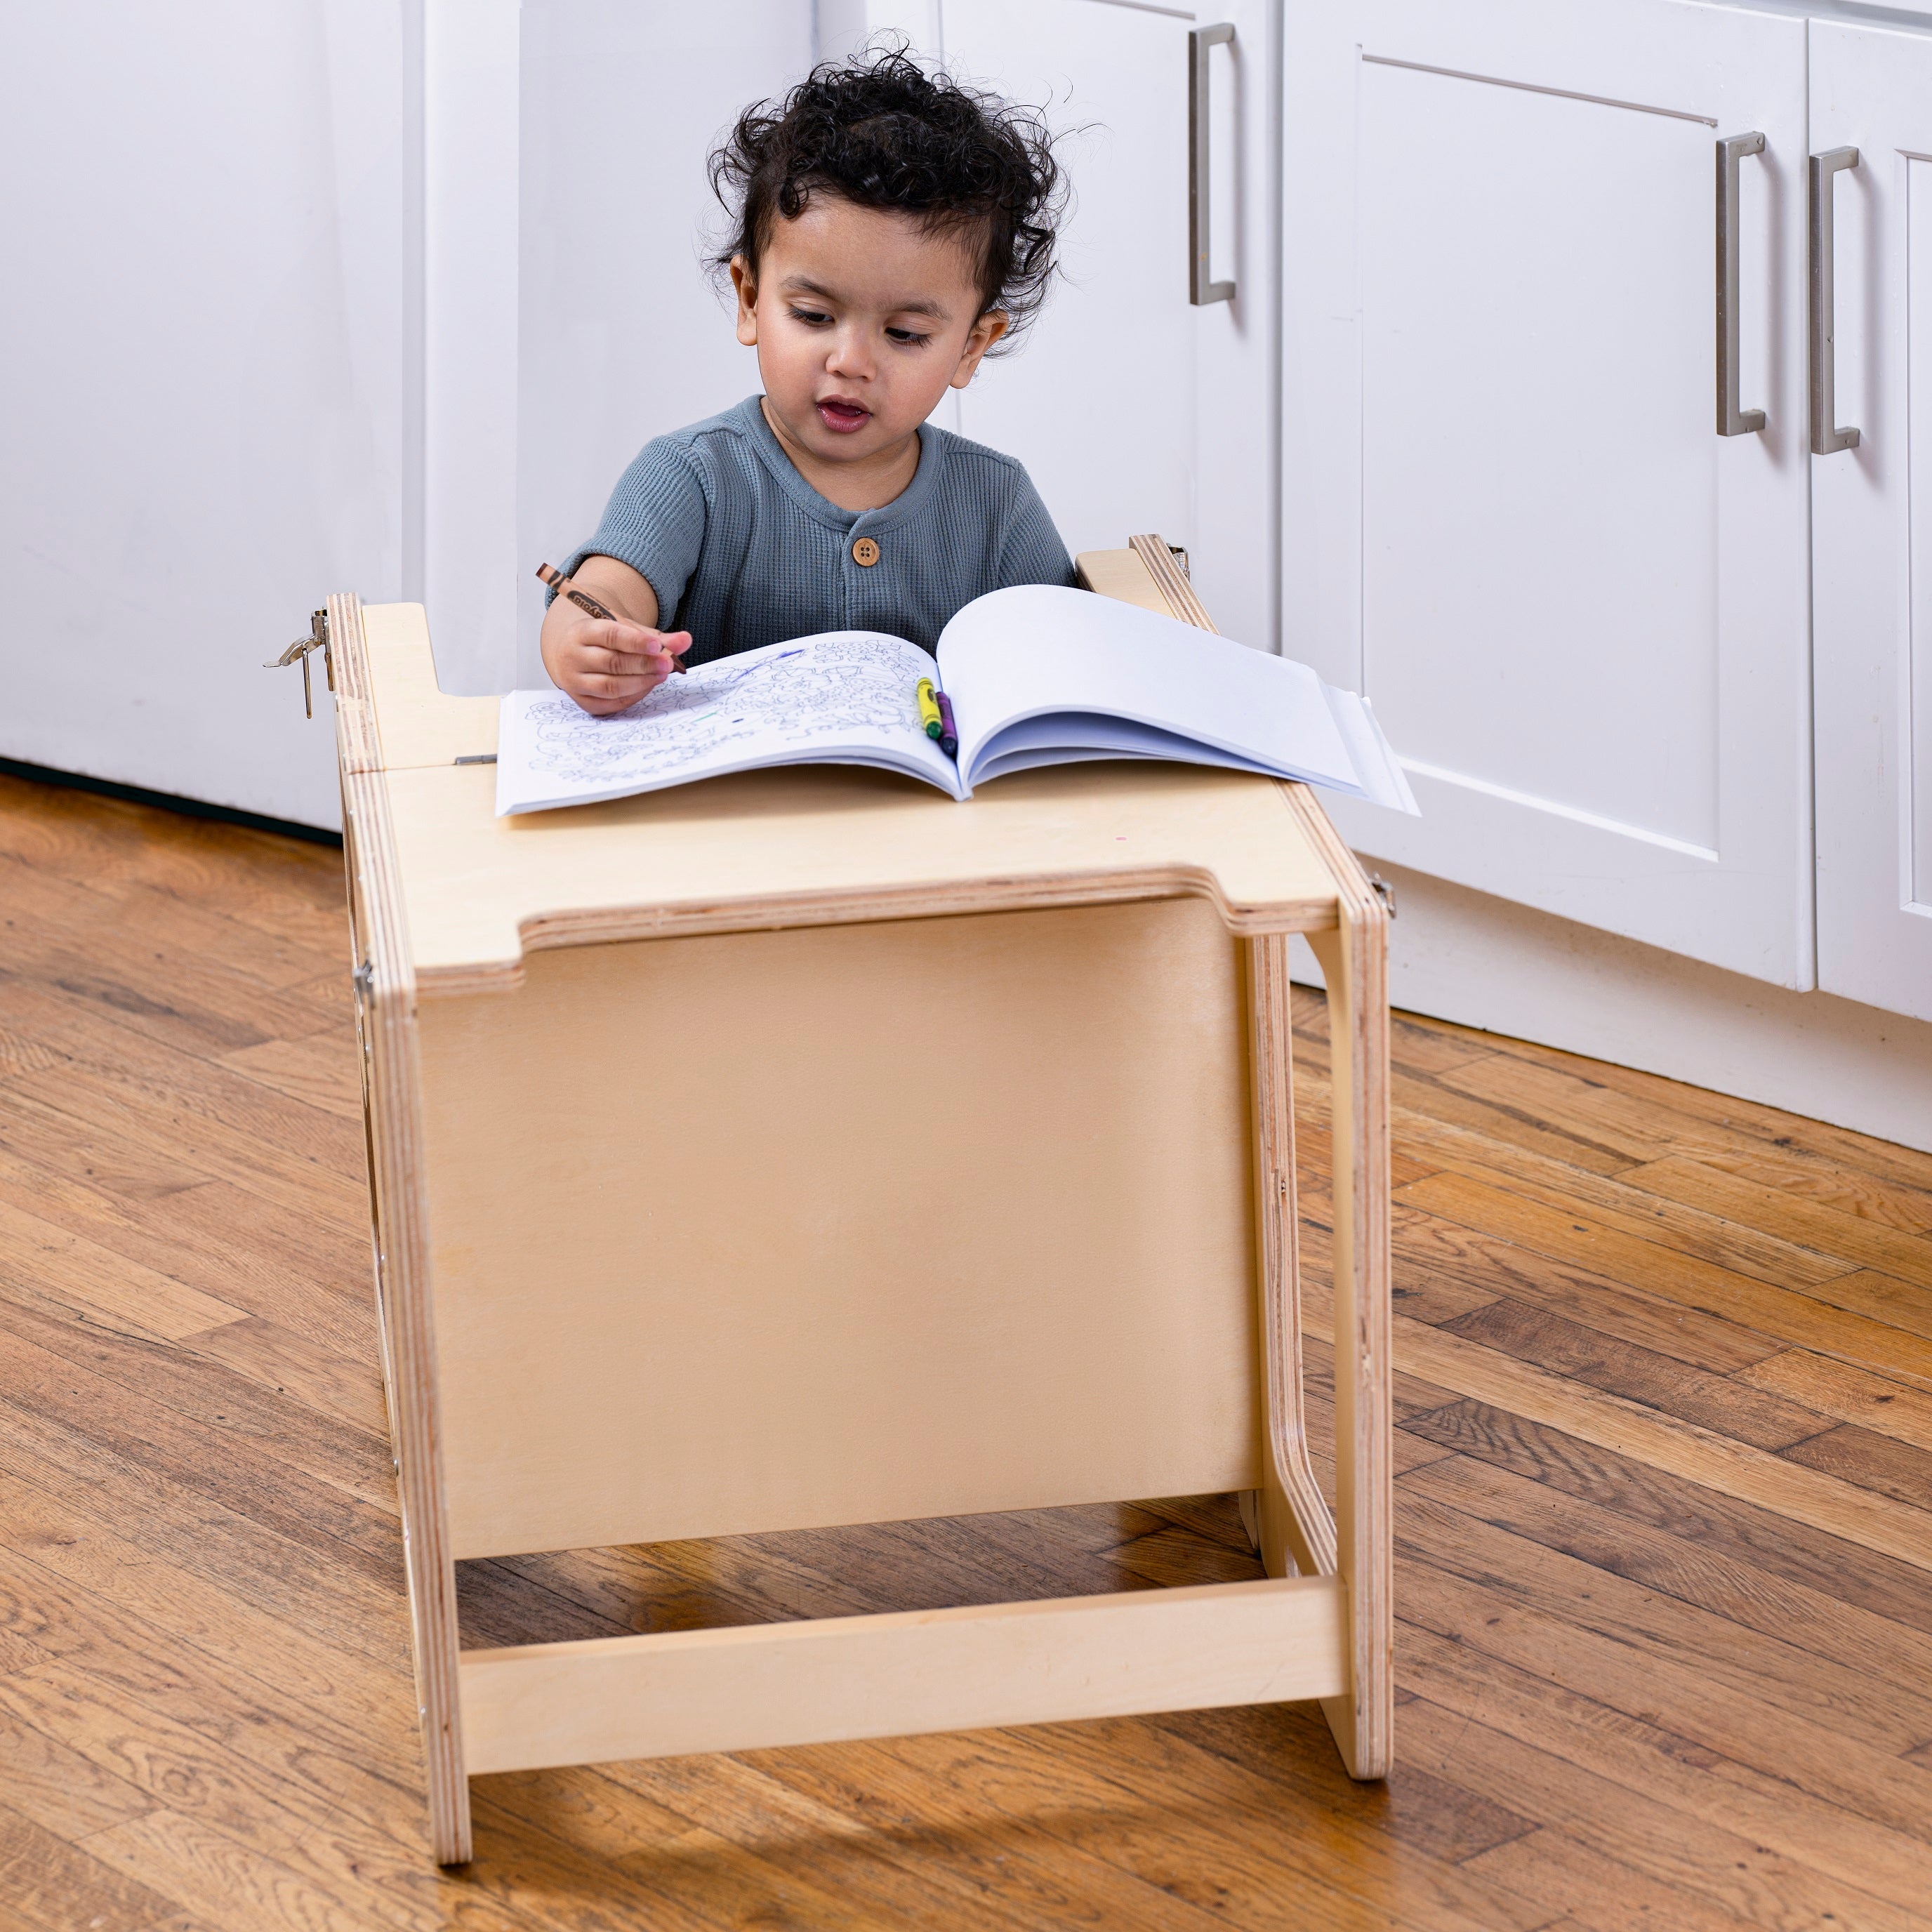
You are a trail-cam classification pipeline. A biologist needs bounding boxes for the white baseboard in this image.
[1288,861,1932,1156]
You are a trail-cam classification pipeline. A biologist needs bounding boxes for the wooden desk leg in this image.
[1248,934,1337,1584]
[1304,906,1394,1781]
[344,769,472,1865]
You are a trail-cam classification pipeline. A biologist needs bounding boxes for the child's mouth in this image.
[816,397,871,434]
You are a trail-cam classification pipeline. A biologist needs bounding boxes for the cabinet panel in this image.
[1810,20,1932,1021]
[941,0,1278,649]
[1283,0,1811,985]
[0,1,405,828]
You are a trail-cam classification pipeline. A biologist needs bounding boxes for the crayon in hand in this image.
[536,562,687,672]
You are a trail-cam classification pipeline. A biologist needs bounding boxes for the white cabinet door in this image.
[1282,0,1812,986]
[1810,20,1932,1024]
[939,0,1278,649]
[0,2,406,830]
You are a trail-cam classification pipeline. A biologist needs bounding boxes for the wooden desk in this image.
[328,543,1392,1866]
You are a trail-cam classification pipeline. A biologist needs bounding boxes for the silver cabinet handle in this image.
[1810,146,1861,455]
[1189,23,1236,306]
[1716,131,1766,436]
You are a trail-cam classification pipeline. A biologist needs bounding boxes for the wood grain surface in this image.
[5,765,1932,1927]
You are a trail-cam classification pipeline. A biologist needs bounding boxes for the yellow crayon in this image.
[915,677,944,740]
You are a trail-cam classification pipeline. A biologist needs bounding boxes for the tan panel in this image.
[1073,546,1175,615]
[419,895,1262,1559]
[387,761,1339,992]
[460,1575,1347,1775]
[361,602,498,770]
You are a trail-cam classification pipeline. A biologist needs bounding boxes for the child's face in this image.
[732,197,1007,471]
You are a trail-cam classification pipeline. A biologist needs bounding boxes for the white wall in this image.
[0,2,406,831]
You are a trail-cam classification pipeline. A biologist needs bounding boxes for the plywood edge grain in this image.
[327,591,383,776]
[339,732,470,1862]
[459,1575,1347,1775]
[412,855,1342,998]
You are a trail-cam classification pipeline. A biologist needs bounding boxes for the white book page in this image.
[936,586,1359,794]
[495,633,962,815]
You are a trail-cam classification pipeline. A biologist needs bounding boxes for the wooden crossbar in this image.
[460,1574,1349,1776]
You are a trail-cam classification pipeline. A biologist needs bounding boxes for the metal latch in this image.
[1369,875,1396,919]
[267,608,333,718]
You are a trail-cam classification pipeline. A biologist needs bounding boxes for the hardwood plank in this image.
[1401,1451,1932,1751]
[0,1410,409,1673]
[1630,1154,1932,1287]
[1394,1172,1932,1385]
[735,1728,1485,1932]
[1427,1056,1679,1165]
[1738,1349,1932,1452]
[176,1313,390,1440]
[0,1327,400,1580]
[1400,1692,1897,1932]
[1306,1045,1642,1179]
[0,1797,198,1932]
[0,1296,390,1507]
[1399,1131,1855,1291]
[0,772,344,947]
[1362,1303,1932,1571]
[0,986,365,1182]
[0,1662,539,1932]
[1395,1523,1932,1851]
[1780,1421,1932,1514]
[0,1193,247,1342]
[1676,1144,1932,1236]
[0,1693,158,1844]
[1388,1205,1783,1372]
[1437,1297,1831,1450]
[1786,1266,1932,1346]
[1460,1825,1764,1932]
[467,1775,863,1932]
[1400,1636,1932,1925]
[1477,1031,1932,1197]
[601,1749,1227,1932]
[1400,1401,1932,1635]
[217,1032,363,1121]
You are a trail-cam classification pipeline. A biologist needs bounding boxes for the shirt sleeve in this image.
[560,436,709,628]
[993,465,1079,591]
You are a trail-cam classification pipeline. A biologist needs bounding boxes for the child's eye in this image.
[885,327,932,347]
[787,305,833,327]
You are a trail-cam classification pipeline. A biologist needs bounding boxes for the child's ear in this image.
[949,310,1010,390]
[730,255,760,347]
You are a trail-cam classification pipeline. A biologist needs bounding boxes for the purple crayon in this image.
[934,689,959,759]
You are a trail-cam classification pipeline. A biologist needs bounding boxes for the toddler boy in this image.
[541,47,1076,715]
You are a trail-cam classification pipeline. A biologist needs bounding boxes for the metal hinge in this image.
[1369,875,1396,919]
[267,607,333,719]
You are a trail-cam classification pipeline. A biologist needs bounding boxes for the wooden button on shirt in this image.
[852,537,880,567]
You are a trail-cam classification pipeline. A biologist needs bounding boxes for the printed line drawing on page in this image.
[520,635,933,786]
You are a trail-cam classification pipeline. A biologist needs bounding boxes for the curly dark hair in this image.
[709,44,1066,352]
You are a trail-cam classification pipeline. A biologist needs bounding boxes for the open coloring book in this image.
[495,584,1418,818]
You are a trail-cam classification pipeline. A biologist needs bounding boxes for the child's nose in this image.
[827,326,873,379]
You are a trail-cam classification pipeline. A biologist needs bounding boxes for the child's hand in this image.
[542,614,692,715]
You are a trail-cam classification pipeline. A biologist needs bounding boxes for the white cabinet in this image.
[0,1,406,831]
[1809,19,1932,1024]
[938,0,1278,649]
[1281,0,1814,986]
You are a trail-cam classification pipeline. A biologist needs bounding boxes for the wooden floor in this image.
[4,772,1932,1931]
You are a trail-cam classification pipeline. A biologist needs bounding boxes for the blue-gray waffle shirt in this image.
[561,395,1077,666]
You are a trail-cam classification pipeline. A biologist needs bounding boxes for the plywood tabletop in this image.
[348,598,1344,993]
